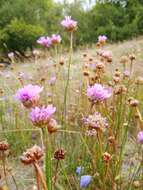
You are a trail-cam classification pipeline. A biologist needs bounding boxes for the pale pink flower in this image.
[37,36,52,48]
[29,105,56,127]
[87,83,112,102]
[98,35,107,43]
[15,84,43,108]
[8,52,14,59]
[61,16,77,32]
[124,70,130,77]
[51,34,61,45]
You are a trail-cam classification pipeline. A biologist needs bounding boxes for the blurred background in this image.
[0,0,143,55]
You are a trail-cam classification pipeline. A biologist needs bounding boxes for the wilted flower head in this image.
[61,16,77,32]
[103,152,112,162]
[20,145,43,165]
[84,112,108,131]
[137,131,143,144]
[54,149,66,160]
[0,141,9,151]
[37,36,52,48]
[29,105,56,127]
[15,84,43,108]
[98,35,107,43]
[51,34,61,45]
[48,118,61,133]
[80,175,92,188]
[87,83,112,102]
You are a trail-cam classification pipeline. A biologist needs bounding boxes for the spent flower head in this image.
[29,105,56,127]
[20,145,43,165]
[61,16,77,32]
[15,84,43,108]
[87,83,112,102]
[84,112,108,131]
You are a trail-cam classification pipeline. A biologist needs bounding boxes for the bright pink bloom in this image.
[61,16,77,31]
[37,36,52,48]
[98,35,107,43]
[51,34,61,45]
[15,84,43,108]
[29,105,56,127]
[87,83,112,102]
[137,131,143,144]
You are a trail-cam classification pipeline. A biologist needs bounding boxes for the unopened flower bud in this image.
[129,54,136,61]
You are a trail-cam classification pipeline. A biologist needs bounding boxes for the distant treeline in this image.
[0,0,143,54]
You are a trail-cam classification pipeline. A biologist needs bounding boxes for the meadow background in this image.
[0,0,143,190]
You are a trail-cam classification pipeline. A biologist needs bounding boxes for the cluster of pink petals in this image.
[61,16,77,31]
[51,34,61,45]
[87,83,112,102]
[137,131,143,144]
[15,84,43,103]
[37,36,52,48]
[29,105,56,127]
[101,50,112,59]
[98,35,107,43]
[37,34,61,47]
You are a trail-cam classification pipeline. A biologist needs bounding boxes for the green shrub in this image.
[5,19,45,53]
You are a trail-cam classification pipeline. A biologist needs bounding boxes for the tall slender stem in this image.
[63,32,73,123]
[1,152,9,188]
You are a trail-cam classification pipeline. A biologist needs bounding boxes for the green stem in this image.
[63,32,73,124]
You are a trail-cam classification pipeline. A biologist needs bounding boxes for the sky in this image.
[54,0,96,9]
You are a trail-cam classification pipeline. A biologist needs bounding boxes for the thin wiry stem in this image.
[63,32,73,123]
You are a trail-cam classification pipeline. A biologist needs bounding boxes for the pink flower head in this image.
[124,70,130,77]
[102,50,112,59]
[61,16,77,32]
[29,105,56,127]
[37,36,52,48]
[51,34,61,45]
[87,83,112,102]
[15,84,43,108]
[8,52,14,59]
[98,35,107,43]
[137,131,143,144]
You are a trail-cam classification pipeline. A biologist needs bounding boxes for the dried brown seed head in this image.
[54,149,66,160]
[0,141,9,151]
